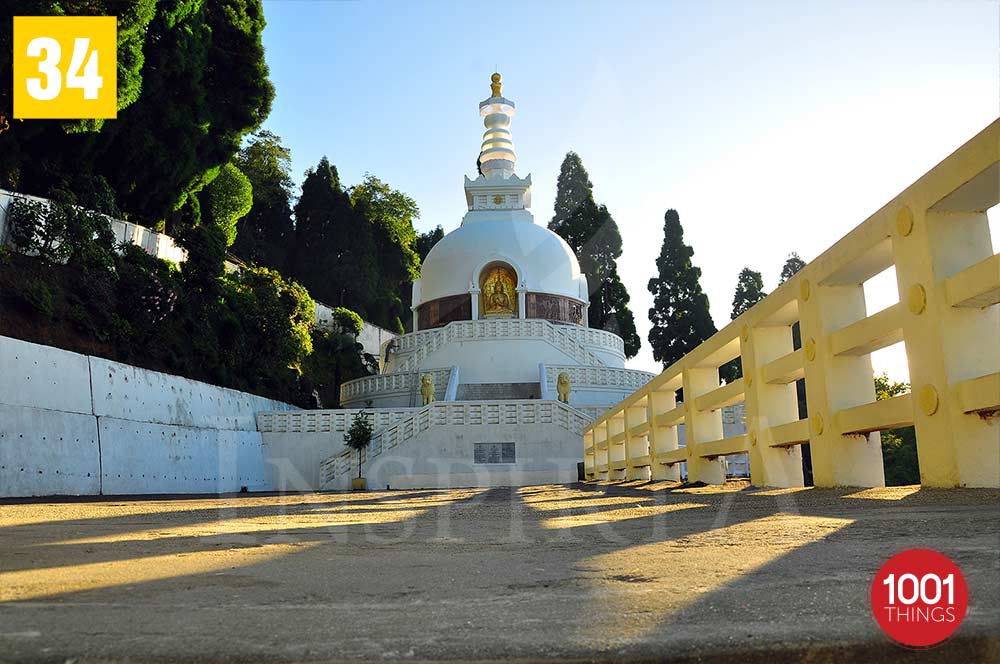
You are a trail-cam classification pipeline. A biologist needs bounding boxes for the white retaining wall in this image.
[0,188,186,264]
[0,335,295,497]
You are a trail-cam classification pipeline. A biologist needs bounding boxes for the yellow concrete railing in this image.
[584,119,1000,489]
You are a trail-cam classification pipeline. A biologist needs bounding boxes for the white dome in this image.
[416,211,587,306]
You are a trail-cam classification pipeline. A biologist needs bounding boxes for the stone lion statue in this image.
[556,371,571,404]
[420,373,434,406]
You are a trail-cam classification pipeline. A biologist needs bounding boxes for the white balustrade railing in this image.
[390,319,623,373]
[339,366,454,405]
[543,364,656,393]
[257,408,417,434]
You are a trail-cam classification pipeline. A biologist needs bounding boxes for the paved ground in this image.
[1,482,998,663]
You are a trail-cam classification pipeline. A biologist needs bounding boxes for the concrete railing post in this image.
[892,206,1000,487]
[607,416,626,481]
[648,390,680,481]
[682,367,727,484]
[594,420,609,480]
[625,404,650,480]
[742,325,804,487]
[798,280,884,487]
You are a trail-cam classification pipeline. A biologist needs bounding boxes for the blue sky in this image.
[260,0,999,379]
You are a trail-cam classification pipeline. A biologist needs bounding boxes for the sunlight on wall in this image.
[574,513,854,643]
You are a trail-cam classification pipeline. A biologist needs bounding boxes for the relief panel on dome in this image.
[526,293,584,326]
[479,264,517,319]
[417,293,471,330]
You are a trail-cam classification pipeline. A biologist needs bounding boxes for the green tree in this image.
[231,131,295,268]
[416,226,445,263]
[722,267,767,381]
[0,0,157,190]
[203,163,253,247]
[302,309,377,408]
[874,373,920,486]
[731,267,766,318]
[219,266,315,388]
[647,209,717,369]
[350,175,421,332]
[286,157,373,313]
[779,252,807,284]
[548,152,640,357]
[344,411,374,480]
[1,0,274,226]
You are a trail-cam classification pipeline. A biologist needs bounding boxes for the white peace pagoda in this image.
[259,74,656,490]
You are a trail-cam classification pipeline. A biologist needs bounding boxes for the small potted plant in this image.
[344,410,373,490]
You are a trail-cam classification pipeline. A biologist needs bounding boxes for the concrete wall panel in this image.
[263,432,347,492]
[99,418,267,495]
[0,403,100,496]
[0,336,93,414]
[89,356,293,430]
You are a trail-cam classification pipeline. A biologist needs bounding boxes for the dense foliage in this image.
[302,309,377,408]
[231,131,296,269]
[720,267,768,382]
[548,152,640,358]
[874,373,920,486]
[647,209,716,369]
[731,268,766,319]
[779,252,807,284]
[286,159,420,333]
[0,197,333,405]
[0,0,274,227]
[203,163,253,247]
[416,226,445,263]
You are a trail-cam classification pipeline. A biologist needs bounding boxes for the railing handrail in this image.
[585,118,1000,490]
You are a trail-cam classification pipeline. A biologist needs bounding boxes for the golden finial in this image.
[490,72,502,97]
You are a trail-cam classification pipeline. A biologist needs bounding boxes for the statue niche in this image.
[480,264,517,318]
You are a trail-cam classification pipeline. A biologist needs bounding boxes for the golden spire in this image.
[490,72,502,98]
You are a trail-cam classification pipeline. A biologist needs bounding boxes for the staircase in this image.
[319,399,593,488]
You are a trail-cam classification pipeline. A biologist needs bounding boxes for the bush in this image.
[332,307,363,336]
[220,266,315,382]
[20,280,54,317]
[7,197,66,262]
[115,244,180,337]
[204,162,253,247]
[6,196,116,271]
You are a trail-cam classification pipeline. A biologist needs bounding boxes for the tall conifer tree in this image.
[731,267,766,319]
[286,157,375,315]
[231,131,295,269]
[647,209,716,368]
[722,267,766,381]
[549,152,640,358]
[779,252,806,284]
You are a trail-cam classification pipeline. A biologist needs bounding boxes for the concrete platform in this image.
[1,482,998,662]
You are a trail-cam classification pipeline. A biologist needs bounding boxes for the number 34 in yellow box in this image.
[13,16,117,120]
